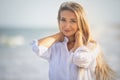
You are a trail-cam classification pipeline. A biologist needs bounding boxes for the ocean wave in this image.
[0,35,25,47]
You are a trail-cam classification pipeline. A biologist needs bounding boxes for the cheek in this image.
[74,26,78,32]
[59,24,63,32]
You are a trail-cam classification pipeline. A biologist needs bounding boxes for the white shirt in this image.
[32,37,99,80]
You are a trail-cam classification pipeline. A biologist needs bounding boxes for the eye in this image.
[70,20,77,23]
[60,18,66,22]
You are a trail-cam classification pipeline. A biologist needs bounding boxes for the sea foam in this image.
[0,35,25,47]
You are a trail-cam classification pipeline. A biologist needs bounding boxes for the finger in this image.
[75,31,82,38]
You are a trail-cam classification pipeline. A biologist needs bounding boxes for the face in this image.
[59,10,78,37]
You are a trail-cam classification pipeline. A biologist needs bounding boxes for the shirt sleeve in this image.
[72,44,99,68]
[31,39,51,61]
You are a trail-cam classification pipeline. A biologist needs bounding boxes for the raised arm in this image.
[32,32,64,60]
[71,31,83,52]
[38,32,64,48]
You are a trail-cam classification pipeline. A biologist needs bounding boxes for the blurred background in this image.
[0,0,120,80]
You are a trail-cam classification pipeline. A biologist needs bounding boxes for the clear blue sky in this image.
[0,0,120,28]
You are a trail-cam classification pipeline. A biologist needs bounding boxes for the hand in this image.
[75,31,83,46]
[72,31,83,52]
[37,32,64,48]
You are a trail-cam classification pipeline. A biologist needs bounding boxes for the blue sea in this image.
[0,25,120,80]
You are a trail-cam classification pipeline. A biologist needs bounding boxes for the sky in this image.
[0,0,120,28]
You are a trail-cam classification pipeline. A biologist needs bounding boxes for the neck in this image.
[67,36,75,51]
[67,36,75,43]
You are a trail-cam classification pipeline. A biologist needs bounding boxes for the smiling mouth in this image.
[64,30,71,32]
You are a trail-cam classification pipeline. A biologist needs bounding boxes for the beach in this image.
[0,25,120,80]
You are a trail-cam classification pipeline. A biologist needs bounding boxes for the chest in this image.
[50,45,69,66]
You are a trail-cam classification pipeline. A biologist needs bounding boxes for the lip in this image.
[64,30,71,32]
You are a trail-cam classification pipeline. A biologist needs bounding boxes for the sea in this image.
[0,25,120,80]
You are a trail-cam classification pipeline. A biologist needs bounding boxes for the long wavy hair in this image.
[57,1,115,80]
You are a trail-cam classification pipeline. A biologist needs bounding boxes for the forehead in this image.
[60,10,77,19]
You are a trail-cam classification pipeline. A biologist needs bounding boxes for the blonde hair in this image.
[58,1,115,80]
[58,1,91,45]
[95,50,115,80]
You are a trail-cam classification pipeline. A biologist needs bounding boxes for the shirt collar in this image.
[63,37,69,44]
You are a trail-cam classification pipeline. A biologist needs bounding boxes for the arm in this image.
[72,31,83,52]
[38,32,64,48]
[32,32,64,60]
[71,30,98,68]
[72,45,99,68]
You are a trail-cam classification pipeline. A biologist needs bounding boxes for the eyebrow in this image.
[61,17,77,20]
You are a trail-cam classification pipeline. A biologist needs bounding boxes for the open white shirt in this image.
[32,37,99,80]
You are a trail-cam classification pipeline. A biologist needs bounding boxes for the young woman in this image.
[32,1,115,80]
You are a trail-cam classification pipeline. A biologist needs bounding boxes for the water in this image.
[0,25,120,80]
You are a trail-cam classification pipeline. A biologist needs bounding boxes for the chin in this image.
[62,31,75,37]
[64,34,74,37]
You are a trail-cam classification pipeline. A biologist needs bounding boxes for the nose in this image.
[64,21,71,29]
